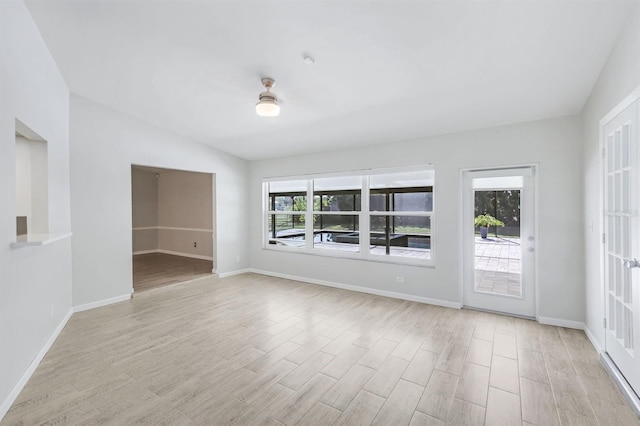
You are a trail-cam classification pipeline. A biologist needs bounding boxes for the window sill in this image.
[262,245,435,268]
[11,232,72,248]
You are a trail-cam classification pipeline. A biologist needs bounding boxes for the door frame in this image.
[598,86,640,415]
[459,164,539,320]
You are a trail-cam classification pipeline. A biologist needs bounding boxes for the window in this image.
[266,180,307,247]
[264,166,434,265]
[369,171,433,259]
[313,176,361,252]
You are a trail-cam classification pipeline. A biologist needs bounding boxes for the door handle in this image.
[623,258,640,269]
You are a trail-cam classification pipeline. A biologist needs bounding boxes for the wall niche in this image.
[15,119,48,239]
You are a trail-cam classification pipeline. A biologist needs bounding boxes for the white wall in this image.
[157,169,214,259]
[0,0,71,417]
[250,115,584,324]
[582,1,640,348]
[70,95,249,306]
[131,167,158,252]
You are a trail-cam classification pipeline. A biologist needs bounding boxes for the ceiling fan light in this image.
[256,99,280,117]
[256,77,280,117]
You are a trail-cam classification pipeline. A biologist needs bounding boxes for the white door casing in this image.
[462,167,536,318]
[603,98,640,395]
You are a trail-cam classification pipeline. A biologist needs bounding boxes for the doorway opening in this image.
[131,165,215,292]
[462,167,536,318]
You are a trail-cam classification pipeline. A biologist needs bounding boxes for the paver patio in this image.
[474,236,522,297]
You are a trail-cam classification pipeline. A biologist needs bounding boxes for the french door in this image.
[603,98,640,395]
[462,167,536,318]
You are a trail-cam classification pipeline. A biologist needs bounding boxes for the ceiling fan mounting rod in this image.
[261,77,275,90]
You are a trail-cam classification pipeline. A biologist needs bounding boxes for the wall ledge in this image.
[10,232,72,248]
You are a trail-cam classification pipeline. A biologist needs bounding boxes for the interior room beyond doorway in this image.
[131,165,215,292]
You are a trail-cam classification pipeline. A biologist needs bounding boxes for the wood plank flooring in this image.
[133,253,213,292]
[2,273,639,425]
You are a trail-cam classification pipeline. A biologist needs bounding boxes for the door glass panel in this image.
[623,171,630,212]
[624,307,634,350]
[608,216,615,252]
[615,130,622,170]
[623,267,631,303]
[616,300,623,339]
[616,216,622,255]
[473,188,522,297]
[616,173,622,212]
[609,295,616,331]
[623,216,631,258]
[608,175,615,211]
[608,135,615,171]
[616,260,623,297]
[623,124,631,168]
[605,113,636,360]
[609,254,616,292]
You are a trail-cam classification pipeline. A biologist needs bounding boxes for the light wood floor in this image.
[2,273,638,425]
[133,253,213,292]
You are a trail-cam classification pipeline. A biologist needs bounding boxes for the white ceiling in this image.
[26,0,634,160]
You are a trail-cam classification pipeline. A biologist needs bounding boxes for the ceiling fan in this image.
[256,77,280,117]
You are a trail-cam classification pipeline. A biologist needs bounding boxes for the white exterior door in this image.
[462,167,536,318]
[603,99,640,395]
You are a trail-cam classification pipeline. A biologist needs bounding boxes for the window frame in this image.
[263,166,435,267]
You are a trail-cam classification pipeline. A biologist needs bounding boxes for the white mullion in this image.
[361,176,370,256]
[312,210,360,216]
[305,179,314,250]
[369,211,432,217]
[266,211,306,215]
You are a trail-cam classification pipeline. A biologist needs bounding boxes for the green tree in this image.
[474,190,520,237]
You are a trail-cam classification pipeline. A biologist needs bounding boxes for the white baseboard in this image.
[248,269,462,309]
[1,291,136,421]
[132,249,213,261]
[537,316,584,330]
[132,249,157,255]
[600,352,640,417]
[158,249,213,261]
[584,325,603,352]
[0,308,73,421]
[218,268,251,278]
[133,226,213,232]
[73,293,132,313]
[587,326,640,417]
